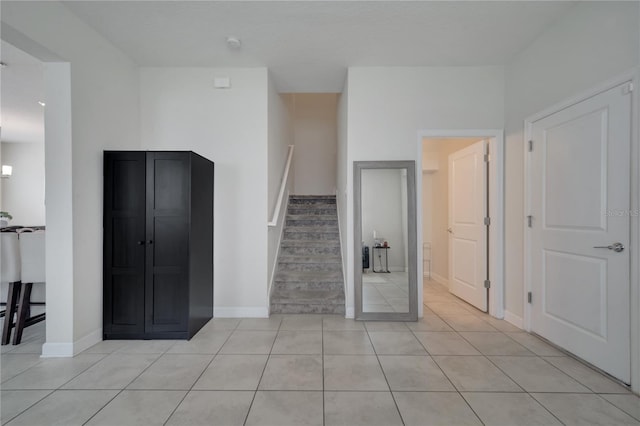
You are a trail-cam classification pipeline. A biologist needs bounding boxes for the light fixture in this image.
[38,101,46,107]
[226,36,242,50]
[1,165,13,178]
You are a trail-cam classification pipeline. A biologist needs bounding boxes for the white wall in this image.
[140,67,270,317]
[504,1,640,322]
[361,169,406,271]
[0,142,46,225]
[2,1,141,354]
[267,73,293,297]
[287,94,338,195]
[336,77,351,316]
[343,66,505,317]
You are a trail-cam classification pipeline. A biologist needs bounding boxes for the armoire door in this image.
[145,152,190,333]
[104,152,146,335]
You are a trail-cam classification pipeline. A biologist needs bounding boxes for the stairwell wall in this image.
[268,73,294,301]
[337,76,352,316]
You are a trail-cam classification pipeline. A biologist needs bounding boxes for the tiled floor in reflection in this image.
[1,279,639,425]
[363,271,410,313]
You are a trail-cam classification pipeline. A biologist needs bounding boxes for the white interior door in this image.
[448,140,487,312]
[529,82,631,383]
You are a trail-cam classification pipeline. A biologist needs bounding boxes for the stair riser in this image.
[281,246,341,256]
[279,256,341,264]
[278,262,342,272]
[271,304,345,314]
[272,195,344,316]
[289,199,337,205]
[288,207,337,215]
[286,219,338,227]
[284,231,339,240]
[274,281,344,291]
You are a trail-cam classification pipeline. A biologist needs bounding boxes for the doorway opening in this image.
[422,137,488,312]
[1,40,47,345]
[417,129,505,320]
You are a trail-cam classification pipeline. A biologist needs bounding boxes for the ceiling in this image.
[62,1,576,92]
[0,40,44,145]
[0,1,577,144]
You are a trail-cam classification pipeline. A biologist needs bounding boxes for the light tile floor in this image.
[1,280,639,425]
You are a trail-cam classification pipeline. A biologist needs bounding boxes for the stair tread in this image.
[285,226,338,232]
[271,290,345,304]
[275,270,343,281]
[281,240,339,246]
[289,195,336,199]
[287,214,337,221]
[273,195,344,314]
[288,203,337,208]
[279,255,341,263]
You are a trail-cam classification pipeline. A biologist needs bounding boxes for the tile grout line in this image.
[241,317,282,426]
[407,324,486,426]
[82,341,175,425]
[526,392,570,425]
[363,322,406,426]
[162,321,239,425]
[0,389,53,424]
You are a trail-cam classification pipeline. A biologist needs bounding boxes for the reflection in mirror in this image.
[361,169,409,313]
[355,161,417,321]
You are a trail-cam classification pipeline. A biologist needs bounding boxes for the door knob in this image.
[447,228,453,234]
[593,242,624,252]
[137,241,145,245]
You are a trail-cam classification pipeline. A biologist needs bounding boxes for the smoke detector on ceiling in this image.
[226,37,242,50]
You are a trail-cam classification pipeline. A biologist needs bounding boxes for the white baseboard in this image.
[504,310,524,329]
[73,328,102,355]
[431,272,449,287]
[214,307,269,318]
[41,342,73,358]
[41,328,103,358]
[345,306,354,319]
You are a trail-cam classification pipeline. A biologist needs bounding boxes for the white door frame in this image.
[417,129,505,319]
[524,69,640,393]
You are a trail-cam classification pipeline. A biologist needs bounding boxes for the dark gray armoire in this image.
[103,151,214,339]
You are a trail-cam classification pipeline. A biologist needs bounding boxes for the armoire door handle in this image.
[147,240,153,245]
[137,241,145,245]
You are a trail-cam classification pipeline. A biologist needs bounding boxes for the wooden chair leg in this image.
[2,282,21,345]
[13,282,32,345]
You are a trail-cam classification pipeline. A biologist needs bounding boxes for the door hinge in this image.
[484,279,491,289]
[527,292,532,304]
[484,217,491,226]
[484,153,490,163]
[528,140,533,152]
[622,82,634,95]
[527,215,533,228]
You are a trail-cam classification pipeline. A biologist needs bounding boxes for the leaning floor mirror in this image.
[354,161,418,321]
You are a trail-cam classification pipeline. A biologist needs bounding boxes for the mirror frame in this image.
[354,160,418,321]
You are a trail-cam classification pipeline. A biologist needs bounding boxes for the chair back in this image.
[1,233,21,283]
[19,231,45,283]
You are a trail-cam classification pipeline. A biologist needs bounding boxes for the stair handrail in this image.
[268,145,294,227]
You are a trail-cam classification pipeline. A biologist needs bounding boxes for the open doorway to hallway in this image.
[0,40,47,346]
[421,137,489,312]
[417,129,505,320]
